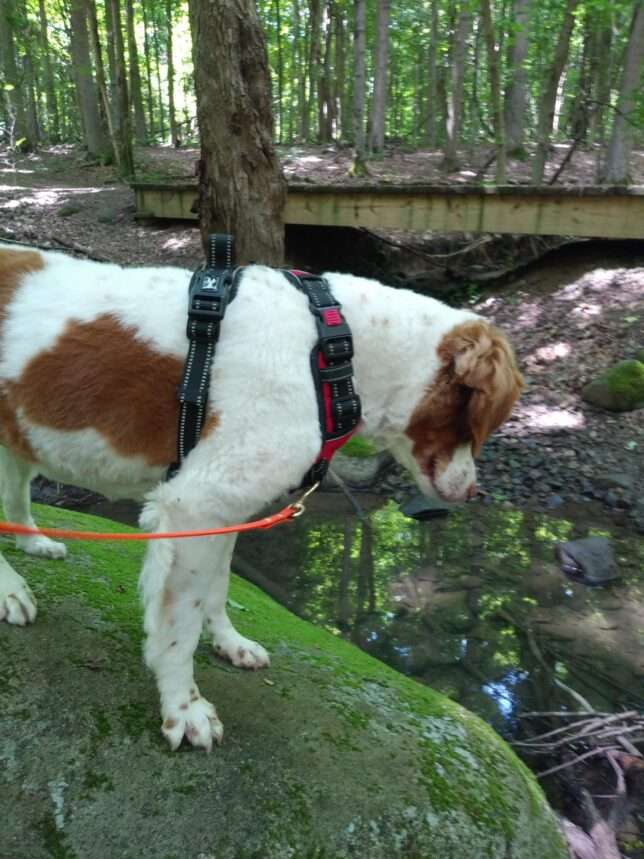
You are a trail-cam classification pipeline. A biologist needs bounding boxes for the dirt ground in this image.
[1,143,643,530]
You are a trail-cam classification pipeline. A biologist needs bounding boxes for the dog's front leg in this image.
[204,533,270,670]
[139,521,227,752]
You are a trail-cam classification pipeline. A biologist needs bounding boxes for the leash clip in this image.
[291,481,321,518]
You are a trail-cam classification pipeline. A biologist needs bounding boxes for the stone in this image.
[555,536,619,586]
[326,449,392,489]
[1,505,567,859]
[581,360,644,412]
[97,207,120,224]
[57,202,83,217]
[399,493,454,520]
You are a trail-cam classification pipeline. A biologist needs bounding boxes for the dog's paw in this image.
[213,633,270,670]
[162,695,224,752]
[0,580,37,626]
[16,534,67,560]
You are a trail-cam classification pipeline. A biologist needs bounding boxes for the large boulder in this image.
[582,359,644,411]
[1,505,567,859]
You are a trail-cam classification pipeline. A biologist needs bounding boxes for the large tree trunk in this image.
[109,0,135,176]
[38,0,60,142]
[0,0,31,150]
[480,0,506,182]
[272,0,284,142]
[503,0,531,156]
[306,0,322,142]
[192,0,286,264]
[69,0,111,160]
[369,0,390,153]
[531,0,580,183]
[22,50,40,148]
[165,0,179,146]
[126,0,147,144]
[350,0,368,174]
[318,0,334,142]
[443,0,473,172]
[602,1,644,184]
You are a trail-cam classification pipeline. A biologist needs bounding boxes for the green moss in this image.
[340,436,379,458]
[605,360,644,402]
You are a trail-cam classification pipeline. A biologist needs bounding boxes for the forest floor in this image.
[0,143,643,532]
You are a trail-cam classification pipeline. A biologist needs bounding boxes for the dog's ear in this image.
[439,321,523,453]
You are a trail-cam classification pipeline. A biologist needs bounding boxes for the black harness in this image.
[170,235,361,486]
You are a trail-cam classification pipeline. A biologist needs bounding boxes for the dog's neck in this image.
[327,275,477,446]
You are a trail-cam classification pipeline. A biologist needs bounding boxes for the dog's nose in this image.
[466,483,477,500]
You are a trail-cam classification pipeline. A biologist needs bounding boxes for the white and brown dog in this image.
[0,244,522,750]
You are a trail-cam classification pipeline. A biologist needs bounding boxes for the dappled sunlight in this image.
[0,168,35,175]
[518,404,585,430]
[162,234,193,251]
[0,185,106,210]
[531,341,571,363]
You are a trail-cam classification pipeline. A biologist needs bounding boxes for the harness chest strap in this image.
[170,236,362,487]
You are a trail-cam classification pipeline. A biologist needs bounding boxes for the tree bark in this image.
[369,0,390,153]
[126,0,147,144]
[426,0,439,146]
[272,0,284,142]
[141,0,156,136]
[0,0,31,150]
[109,0,135,176]
[350,0,368,173]
[192,0,286,264]
[443,0,473,172]
[165,0,179,145]
[38,0,60,141]
[503,0,531,156]
[70,0,110,160]
[318,0,334,142]
[306,0,322,141]
[22,49,40,148]
[602,1,644,184]
[88,0,118,163]
[531,0,580,183]
[480,0,506,182]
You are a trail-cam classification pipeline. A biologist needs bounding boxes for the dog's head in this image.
[390,320,523,503]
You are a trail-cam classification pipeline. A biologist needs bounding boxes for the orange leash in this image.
[0,483,319,542]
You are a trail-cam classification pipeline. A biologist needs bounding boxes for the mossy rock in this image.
[582,359,644,412]
[1,505,567,859]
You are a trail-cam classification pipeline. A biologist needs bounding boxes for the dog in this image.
[0,244,522,750]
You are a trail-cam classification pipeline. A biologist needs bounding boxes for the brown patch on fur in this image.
[406,320,523,472]
[200,412,219,439]
[0,250,45,461]
[180,703,189,710]
[0,249,44,322]
[10,313,183,467]
[163,718,177,730]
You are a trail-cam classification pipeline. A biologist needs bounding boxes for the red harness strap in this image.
[284,270,362,487]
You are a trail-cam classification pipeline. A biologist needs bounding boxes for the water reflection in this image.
[234,494,644,738]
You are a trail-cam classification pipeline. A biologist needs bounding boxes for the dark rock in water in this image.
[555,537,619,586]
[399,494,454,520]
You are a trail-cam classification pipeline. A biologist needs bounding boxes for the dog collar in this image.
[170,236,361,487]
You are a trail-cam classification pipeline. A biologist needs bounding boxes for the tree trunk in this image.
[141,0,156,136]
[23,50,40,148]
[602,1,644,183]
[37,0,60,141]
[588,9,611,151]
[88,0,118,163]
[103,0,119,127]
[0,0,31,150]
[272,0,284,142]
[109,0,135,176]
[70,0,110,160]
[165,0,179,146]
[426,0,439,146]
[192,0,286,264]
[335,4,350,141]
[531,0,580,183]
[126,0,147,144]
[443,0,473,172]
[349,0,368,174]
[503,0,530,156]
[318,0,334,142]
[307,0,322,142]
[151,3,165,136]
[369,0,390,153]
[480,0,506,182]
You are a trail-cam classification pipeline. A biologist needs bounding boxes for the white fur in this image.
[0,246,482,751]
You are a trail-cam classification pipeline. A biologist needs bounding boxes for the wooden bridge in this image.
[131,180,644,240]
